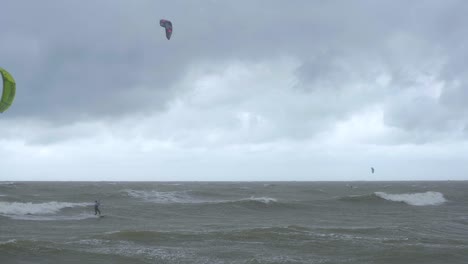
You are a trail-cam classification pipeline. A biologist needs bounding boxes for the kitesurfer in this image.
[94,200,101,215]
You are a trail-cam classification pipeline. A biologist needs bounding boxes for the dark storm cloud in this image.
[1,1,194,122]
[1,0,468,138]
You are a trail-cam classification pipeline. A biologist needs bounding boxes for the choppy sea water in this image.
[0,181,467,264]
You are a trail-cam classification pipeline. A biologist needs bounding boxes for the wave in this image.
[339,191,446,206]
[339,194,381,202]
[240,197,277,203]
[374,191,446,206]
[79,225,408,264]
[0,239,17,245]
[68,238,192,262]
[102,225,313,244]
[0,182,16,189]
[124,190,200,203]
[124,189,278,206]
[0,201,91,216]
[100,225,400,246]
[0,239,36,251]
[188,189,230,198]
[227,196,278,205]
[7,213,99,221]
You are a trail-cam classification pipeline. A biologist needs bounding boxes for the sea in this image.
[0,181,467,264]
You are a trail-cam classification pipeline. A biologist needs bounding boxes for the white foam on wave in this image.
[8,212,98,221]
[125,190,197,203]
[0,239,17,245]
[374,191,446,206]
[125,189,278,205]
[0,201,91,216]
[240,197,277,204]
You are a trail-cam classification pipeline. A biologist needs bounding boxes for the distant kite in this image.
[160,19,173,40]
[371,167,375,174]
[0,67,16,113]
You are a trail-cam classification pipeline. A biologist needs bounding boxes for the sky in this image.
[1,0,468,181]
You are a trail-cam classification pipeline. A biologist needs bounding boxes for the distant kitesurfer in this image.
[94,200,101,215]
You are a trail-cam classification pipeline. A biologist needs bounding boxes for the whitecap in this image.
[0,201,91,216]
[374,191,446,206]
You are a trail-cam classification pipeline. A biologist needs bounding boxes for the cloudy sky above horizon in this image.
[1,0,468,181]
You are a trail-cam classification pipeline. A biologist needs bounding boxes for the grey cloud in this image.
[384,96,457,131]
[1,0,467,138]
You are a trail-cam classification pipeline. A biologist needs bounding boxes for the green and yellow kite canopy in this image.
[0,67,16,113]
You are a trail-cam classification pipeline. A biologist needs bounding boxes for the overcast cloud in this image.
[1,0,468,181]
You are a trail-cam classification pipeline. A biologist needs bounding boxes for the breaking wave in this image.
[124,189,278,206]
[340,191,446,206]
[238,197,277,204]
[7,213,99,221]
[0,201,91,216]
[374,191,446,206]
[124,190,199,203]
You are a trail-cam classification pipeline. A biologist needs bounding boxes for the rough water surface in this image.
[1,181,467,264]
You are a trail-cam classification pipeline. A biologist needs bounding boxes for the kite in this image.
[0,67,16,113]
[160,19,173,40]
